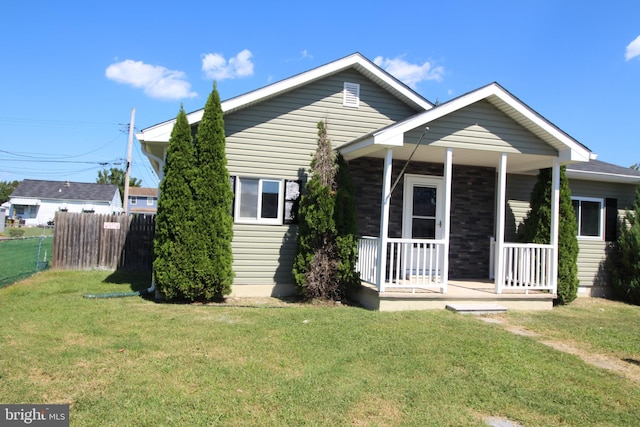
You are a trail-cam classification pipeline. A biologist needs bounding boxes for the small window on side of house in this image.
[343,82,360,108]
[235,178,283,225]
[572,197,604,239]
[147,197,154,206]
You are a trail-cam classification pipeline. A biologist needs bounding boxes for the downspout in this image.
[139,141,165,296]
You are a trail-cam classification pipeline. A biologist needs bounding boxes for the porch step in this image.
[445,303,508,315]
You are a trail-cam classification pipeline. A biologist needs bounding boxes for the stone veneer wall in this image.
[349,157,495,279]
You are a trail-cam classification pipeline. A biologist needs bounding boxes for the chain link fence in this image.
[0,235,53,289]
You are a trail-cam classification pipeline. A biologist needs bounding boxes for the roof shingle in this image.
[10,179,120,202]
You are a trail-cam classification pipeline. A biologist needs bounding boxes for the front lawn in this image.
[1,270,639,426]
[505,298,640,361]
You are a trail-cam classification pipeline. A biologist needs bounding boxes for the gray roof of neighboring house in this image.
[566,159,640,183]
[10,179,120,202]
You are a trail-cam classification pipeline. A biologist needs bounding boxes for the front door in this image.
[402,175,443,240]
[402,175,444,277]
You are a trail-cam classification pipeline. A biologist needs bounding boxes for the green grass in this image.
[0,236,52,288]
[1,226,54,238]
[1,271,639,426]
[505,298,640,360]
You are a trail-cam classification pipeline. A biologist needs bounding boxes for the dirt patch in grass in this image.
[482,316,640,383]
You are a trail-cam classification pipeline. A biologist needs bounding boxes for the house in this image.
[0,202,7,232]
[136,53,640,310]
[127,187,158,216]
[8,179,122,226]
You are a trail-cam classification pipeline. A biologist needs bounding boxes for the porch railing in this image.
[356,236,446,293]
[356,236,379,285]
[498,242,555,293]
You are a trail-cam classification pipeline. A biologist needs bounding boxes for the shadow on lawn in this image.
[103,270,152,294]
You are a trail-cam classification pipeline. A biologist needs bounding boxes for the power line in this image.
[0,117,119,128]
[0,157,121,165]
[0,133,124,160]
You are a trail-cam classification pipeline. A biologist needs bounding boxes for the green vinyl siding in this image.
[224,69,420,286]
[231,224,297,285]
[569,179,638,287]
[568,179,638,209]
[505,174,537,242]
[576,239,608,286]
[408,100,557,156]
[505,174,638,287]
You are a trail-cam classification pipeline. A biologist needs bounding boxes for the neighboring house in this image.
[8,179,122,226]
[137,53,640,309]
[127,187,158,216]
[0,202,8,232]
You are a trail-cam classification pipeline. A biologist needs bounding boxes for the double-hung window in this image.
[572,197,604,239]
[235,178,283,224]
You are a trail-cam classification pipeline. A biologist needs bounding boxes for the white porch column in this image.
[549,159,560,294]
[377,148,393,292]
[494,153,508,294]
[441,148,453,293]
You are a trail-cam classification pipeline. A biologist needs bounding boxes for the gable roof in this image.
[566,159,640,184]
[340,82,592,164]
[136,53,433,144]
[10,179,120,202]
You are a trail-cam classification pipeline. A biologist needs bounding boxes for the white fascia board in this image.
[488,85,591,159]
[138,53,432,144]
[338,133,404,159]
[338,136,376,157]
[566,169,640,184]
[558,148,591,163]
[373,87,493,145]
[219,53,432,114]
[374,83,592,161]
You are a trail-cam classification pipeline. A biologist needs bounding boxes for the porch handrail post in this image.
[494,153,508,294]
[377,148,393,292]
[441,148,453,293]
[550,159,560,294]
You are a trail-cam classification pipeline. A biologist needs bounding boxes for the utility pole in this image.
[123,107,135,215]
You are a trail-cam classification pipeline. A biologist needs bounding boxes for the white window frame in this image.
[572,196,604,240]
[235,177,284,225]
[146,197,154,206]
[130,197,137,205]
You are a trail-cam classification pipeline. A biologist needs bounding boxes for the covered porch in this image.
[339,84,591,310]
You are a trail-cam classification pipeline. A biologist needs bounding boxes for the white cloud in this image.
[625,35,640,61]
[373,55,444,88]
[202,49,254,80]
[300,50,313,60]
[105,60,197,100]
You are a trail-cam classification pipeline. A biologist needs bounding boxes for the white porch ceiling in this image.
[354,144,557,174]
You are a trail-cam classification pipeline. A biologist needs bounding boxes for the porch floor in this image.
[353,279,555,312]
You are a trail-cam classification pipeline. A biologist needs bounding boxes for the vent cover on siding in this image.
[343,82,360,108]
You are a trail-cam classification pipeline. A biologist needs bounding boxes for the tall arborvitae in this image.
[293,122,361,300]
[606,185,640,304]
[518,166,579,304]
[191,83,234,299]
[334,153,361,293]
[293,121,339,300]
[153,105,199,300]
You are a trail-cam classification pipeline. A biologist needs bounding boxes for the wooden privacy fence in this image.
[52,212,154,271]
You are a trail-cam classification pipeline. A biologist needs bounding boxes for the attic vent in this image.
[343,82,360,108]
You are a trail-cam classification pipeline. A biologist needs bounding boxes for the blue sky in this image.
[1,1,639,187]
